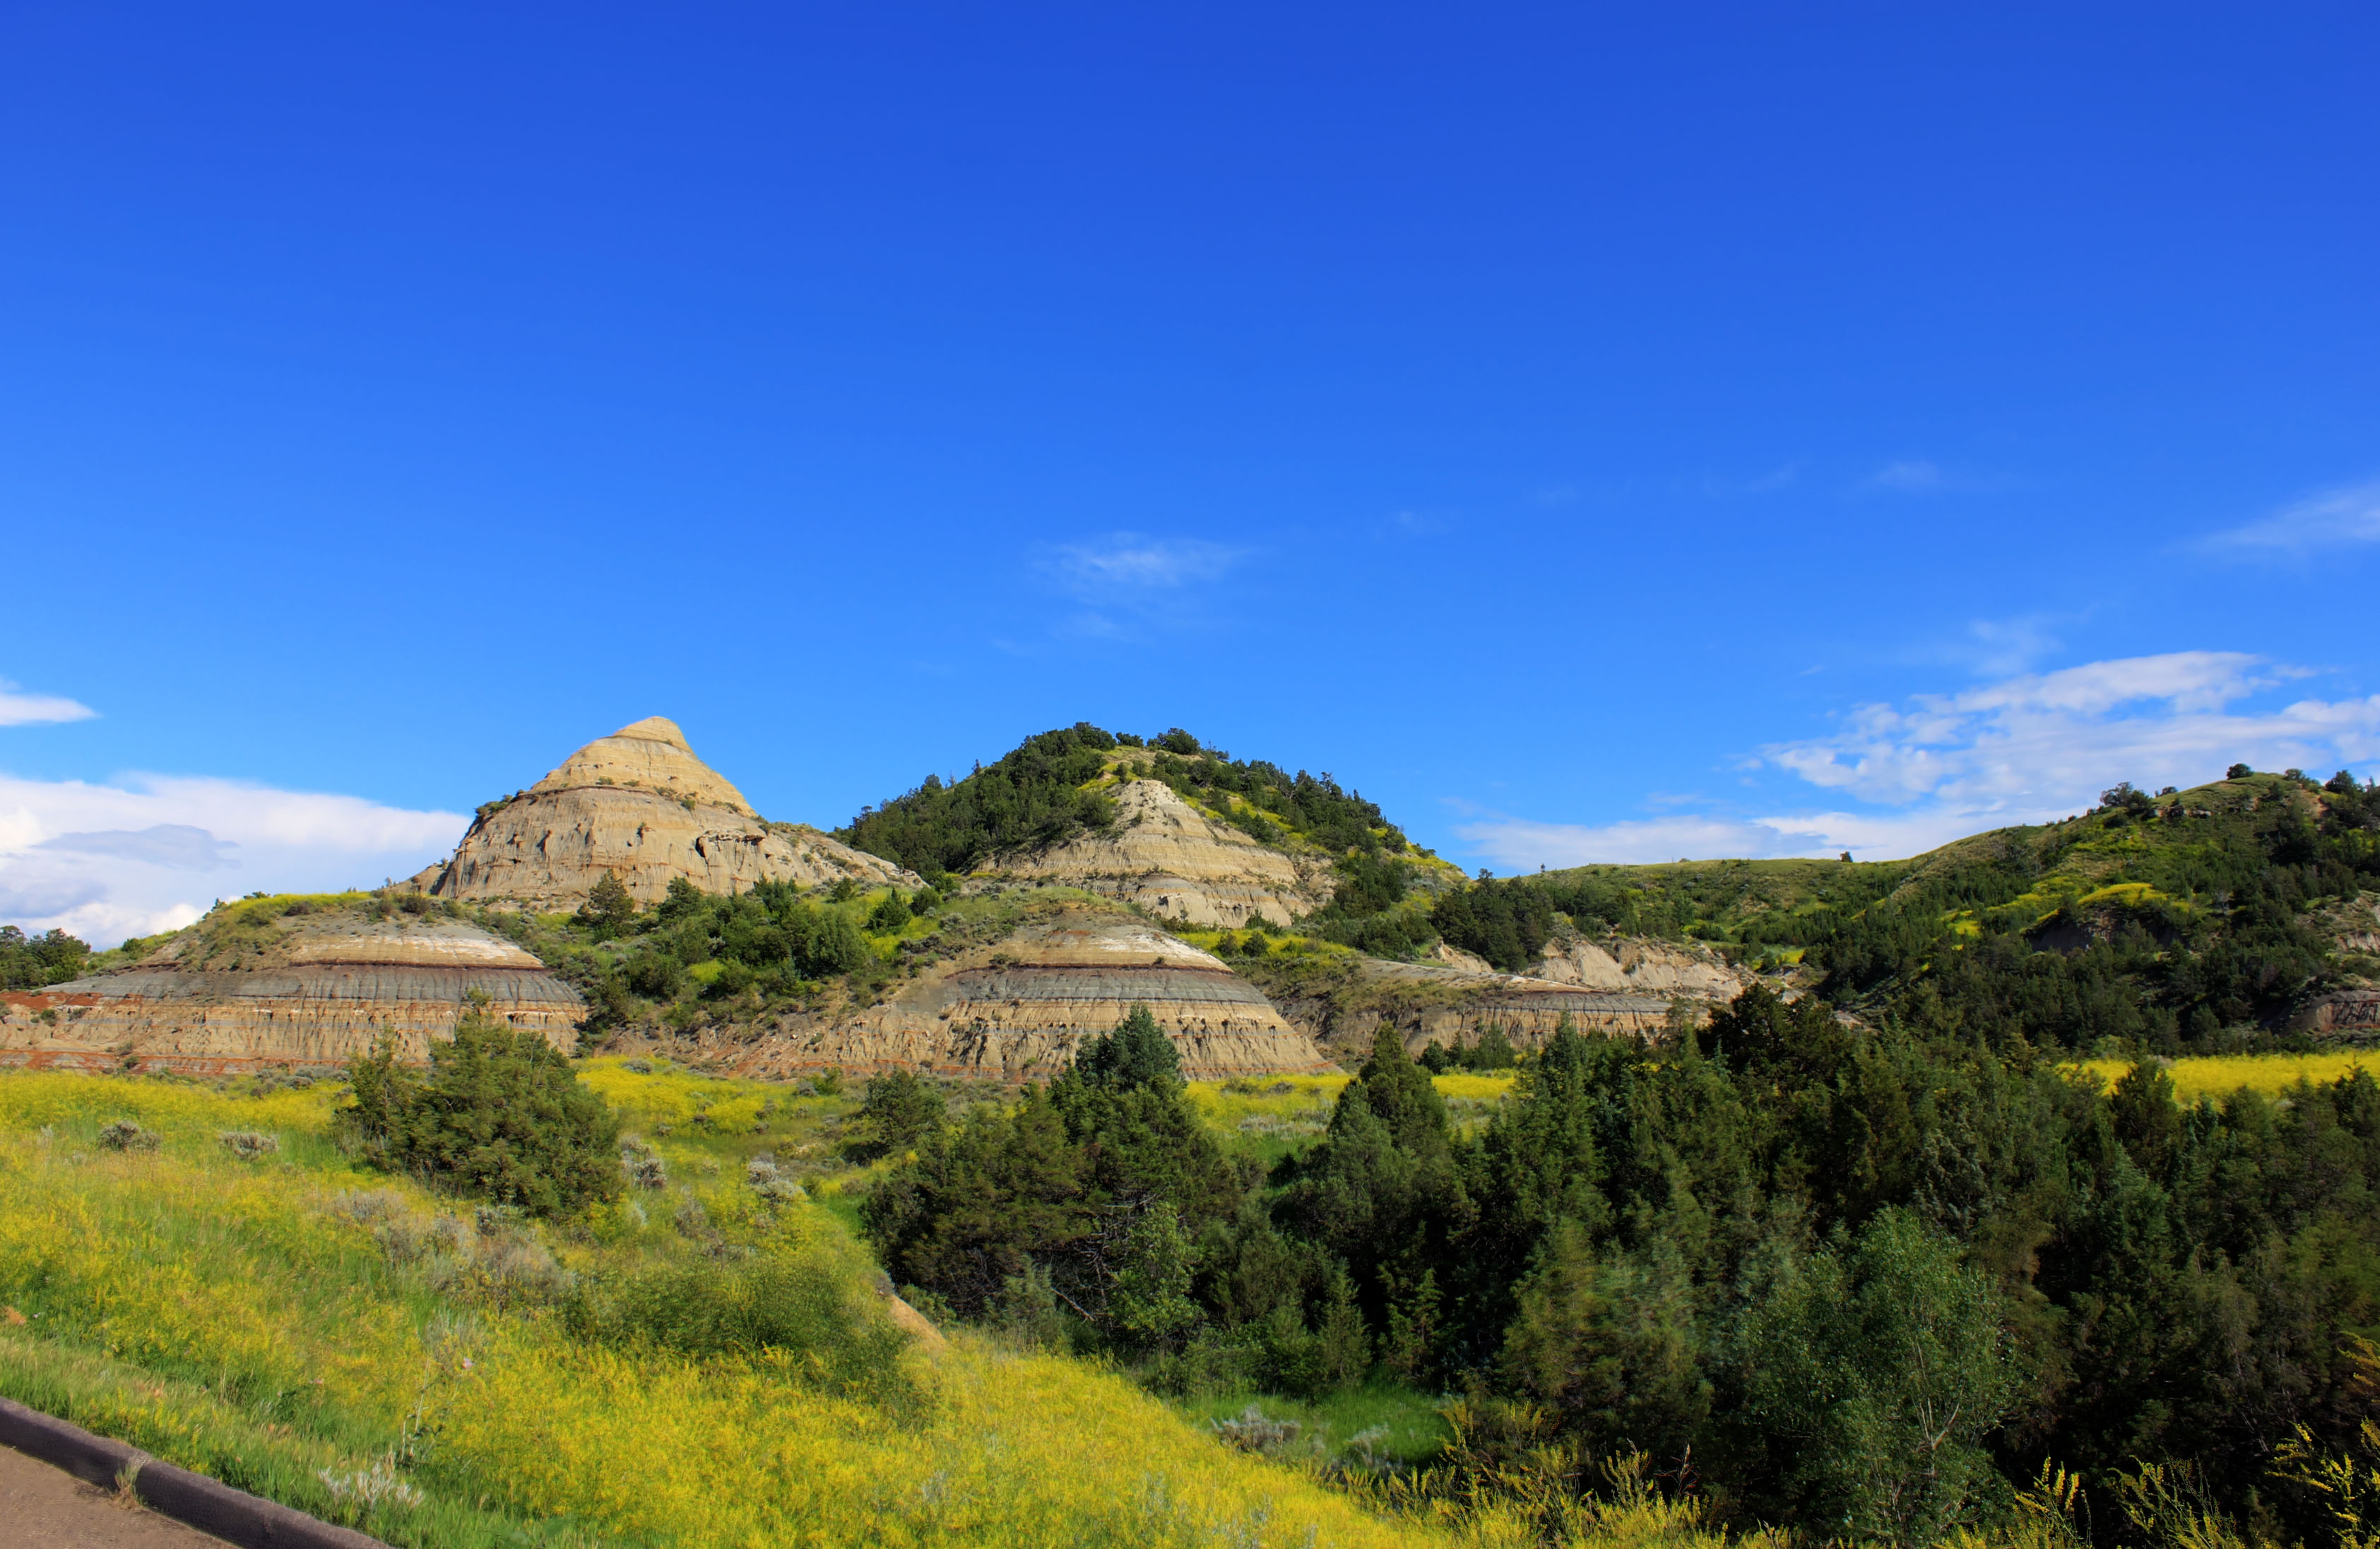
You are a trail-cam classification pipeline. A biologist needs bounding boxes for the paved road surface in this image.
[0,1442,230,1546]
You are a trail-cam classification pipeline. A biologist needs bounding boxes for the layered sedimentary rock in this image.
[1531,935,1744,998]
[983,780,1330,927]
[649,908,1329,1081]
[1245,937,1755,1067]
[0,911,583,1074]
[413,717,916,910]
[2290,987,2380,1035]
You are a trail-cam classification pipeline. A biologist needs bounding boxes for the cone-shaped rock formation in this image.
[0,906,584,1074]
[415,717,916,909]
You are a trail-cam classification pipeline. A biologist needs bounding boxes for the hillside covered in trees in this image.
[1395,767,2378,1052]
[836,723,1423,879]
[866,989,2380,1544]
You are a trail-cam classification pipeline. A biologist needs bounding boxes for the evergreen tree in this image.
[573,870,638,938]
[1075,1004,1182,1091]
[342,1000,620,1216]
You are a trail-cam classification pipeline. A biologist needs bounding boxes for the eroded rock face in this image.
[1245,938,1758,1068]
[0,912,584,1074]
[1532,936,1744,999]
[984,780,1330,927]
[415,717,916,910]
[641,908,1330,1081]
[2289,987,2380,1035]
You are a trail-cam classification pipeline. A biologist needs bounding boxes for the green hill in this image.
[1445,768,2379,1050]
[835,723,1433,881]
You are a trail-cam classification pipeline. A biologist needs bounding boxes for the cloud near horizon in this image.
[1460,650,2380,870]
[0,772,466,946]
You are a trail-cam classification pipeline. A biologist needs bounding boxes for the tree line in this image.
[859,988,2380,1544]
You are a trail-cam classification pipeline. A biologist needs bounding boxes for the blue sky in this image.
[4,4,2377,943]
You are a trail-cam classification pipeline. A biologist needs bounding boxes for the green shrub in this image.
[839,1070,946,1163]
[341,1004,620,1217]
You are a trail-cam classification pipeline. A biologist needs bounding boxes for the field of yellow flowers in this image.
[0,1064,1665,1549]
[2071,1050,2373,1104]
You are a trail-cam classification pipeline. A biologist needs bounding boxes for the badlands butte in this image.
[11,718,2369,1079]
[0,718,1758,1079]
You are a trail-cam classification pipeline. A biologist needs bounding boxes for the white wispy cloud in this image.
[1460,651,2380,870]
[2205,478,2380,554]
[0,773,466,946]
[1043,535,1241,593]
[1031,533,1248,641]
[0,680,97,727]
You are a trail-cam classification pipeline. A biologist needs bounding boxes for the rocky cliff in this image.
[0,906,584,1074]
[981,779,1332,927]
[617,904,1330,1081]
[413,717,916,909]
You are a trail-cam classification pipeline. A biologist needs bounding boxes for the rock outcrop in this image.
[0,908,584,1074]
[1531,935,1744,998]
[2288,987,2380,1036]
[413,717,916,910]
[629,906,1330,1081]
[983,780,1330,927]
[1241,935,1755,1067]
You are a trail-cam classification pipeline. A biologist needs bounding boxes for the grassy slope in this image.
[0,1038,2316,1549]
[0,1067,1462,1549]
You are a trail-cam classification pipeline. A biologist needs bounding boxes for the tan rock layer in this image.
[0,963,583,1069]
[985,781,1330,927]
[531,716,752,809]
[642,913,1330,1081]
[423,791,914,909]
[1532,937,1745,998]
[1247,943,1749,1067]
[413,716,919,910]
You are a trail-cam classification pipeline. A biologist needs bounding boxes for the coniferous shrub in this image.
[342,1002,620,1216]
[573,870,637,938]
[838,1069,947,1163]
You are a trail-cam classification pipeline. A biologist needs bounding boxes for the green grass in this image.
[1177,1377,1455,1469]
[1187,1073,1515,1163]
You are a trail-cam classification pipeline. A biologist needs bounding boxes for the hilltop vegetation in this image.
[837,722,1423,878]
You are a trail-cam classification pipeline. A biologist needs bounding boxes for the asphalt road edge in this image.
[0,1395,388,1548]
